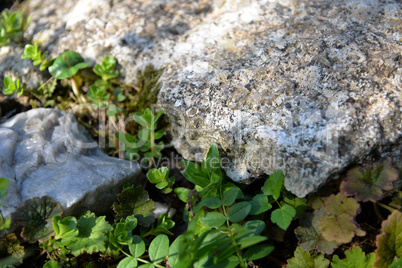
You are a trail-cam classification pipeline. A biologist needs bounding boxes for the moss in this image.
[128,64,164,113]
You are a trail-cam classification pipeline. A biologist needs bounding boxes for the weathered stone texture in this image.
[157,0,402,197]
[0,108,142,218]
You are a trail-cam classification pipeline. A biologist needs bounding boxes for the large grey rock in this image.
[0,108,142,218]
[157,0,402,197]
[0,0,400,197]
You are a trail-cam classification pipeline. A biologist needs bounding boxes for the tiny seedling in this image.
[147,167,175,194]
[2,76,25,96]
[21,42,53,71]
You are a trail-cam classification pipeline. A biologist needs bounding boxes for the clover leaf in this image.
[317,193,366,244]
[63,211,112,256]
[113,186,155,226]
[48,51,89,79]
[11,196,62,243]
[271,204,296,230]
[374,210,402,268]
[340,158,399,202]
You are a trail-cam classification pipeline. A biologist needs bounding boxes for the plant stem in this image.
[70,76,86,103]
[377,202,396,213]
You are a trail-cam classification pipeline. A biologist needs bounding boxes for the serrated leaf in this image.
[340,158,399,202]
[331,246,375,268]
[262,170,284,200]
[243,244,274,261]
[113,186,155,226]
[0,233,25,263]
[287,246,330,268]
[227,202,251,223]
[199,212,226,228]
[129,235,145,257]
[12,196,62,243]
[63,211,112,256]
[295,209,340,254]
[271,204,296,230]
[318,193,365,244]
[117,256,138,268]
[374,210,402,268]
[53,215,79,240]
[149,234,169,263]
[249,194,272,215]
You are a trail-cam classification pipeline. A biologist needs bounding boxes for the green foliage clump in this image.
[0,9,30,46]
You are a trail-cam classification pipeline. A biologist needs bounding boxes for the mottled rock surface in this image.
[0,0,400,197]
[157,0,402,197]
[0,108,142,218]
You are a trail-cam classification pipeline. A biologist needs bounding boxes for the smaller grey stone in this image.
[0,108,143,218]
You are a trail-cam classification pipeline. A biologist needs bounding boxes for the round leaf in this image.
[49,51,89,79]
[129,235,145,257]
[117,256,138,268]
[199,212,226,228]
[149,234,169,263]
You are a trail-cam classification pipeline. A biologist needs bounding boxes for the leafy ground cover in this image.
[0,8,401,268]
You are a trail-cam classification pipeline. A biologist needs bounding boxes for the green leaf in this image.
[270,204,296,230]
[227,202,251,223]
[318,193,365,244]
[93,56,119,81]
[43,260,61,268]
[340,158,399,202]
[287,246,330,268]
[199,172,221,198]
[389,258,402,268]
[175,187,190,203]
[149,234,169,264]
[222,185,242,206]
[117,256,138,268]
[249,194,272,215]
[3,76,21,95]
[199,212,226,228]
[168,235,186,267]
[204,143,222,178]
[63,211,113,256]
[11,196,62,243]
[53,215,79,240]
[113,186,155,227]
[295,209,340,254]
[331,246,375,268]
[201,197,222,209]
[129,235,146,257]
[0,177,9,200]
[374,210,402,268]
[262,170,284,200]
[181,160,210,188]
[48,51,89,79]
[243,244,274,261]
[0,216,11,231]
[242,220,266,237]
[283,195,308,217]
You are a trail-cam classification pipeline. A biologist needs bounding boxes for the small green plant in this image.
[146,167,175,194]
[0,178,11,233]
[21,42,53,71]
[93,55,119,81]
[48,50,90,103]
[116,108,164,166]
[0,9,30,46]
[2,76,25,96]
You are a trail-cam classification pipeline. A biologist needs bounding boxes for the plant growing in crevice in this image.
[116,108,164,167]
[0,9,30,46]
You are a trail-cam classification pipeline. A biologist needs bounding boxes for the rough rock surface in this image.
[0,108,142,218]
[0,0,400,197]
[157,0,402,197]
